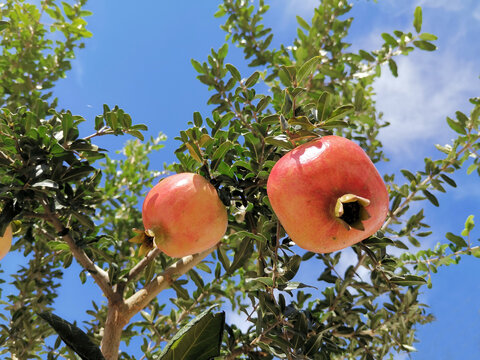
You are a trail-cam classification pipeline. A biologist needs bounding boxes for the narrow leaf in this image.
[245,71,260,88]
[388,59,398,77]
[440,174,456,187]
[414,40,436,51]
[446,117,466,135]
[326,104,354,122]
[38,312,105,360]
[212,141,233,161]
[297,56,321,83]
[422,190,439,206]
[413,6,422,33]
[185,142,203,163]
[226,64,241,82]
[446,232,467,247]
[390,275,427,286]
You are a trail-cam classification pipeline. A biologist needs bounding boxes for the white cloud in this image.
[373,54,478,158]
[418,0,467,12]
[474,4,480,20]
[225,308,252,332]
[284,0,318,19]
[336,247,370,281]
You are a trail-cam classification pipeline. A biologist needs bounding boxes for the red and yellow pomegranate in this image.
[267,135,389,253]
[142,173,228,258]
[0,223,12,260]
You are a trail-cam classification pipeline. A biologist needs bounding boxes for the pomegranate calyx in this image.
[334,194,371,231]
[150,226,166,248]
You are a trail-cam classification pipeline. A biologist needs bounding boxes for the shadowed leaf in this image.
[38,312,105,360]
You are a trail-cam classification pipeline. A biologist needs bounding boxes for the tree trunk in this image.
[101,301,129,360]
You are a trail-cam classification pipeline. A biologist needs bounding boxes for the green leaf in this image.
[71,212,95,230]
[445,232,467,247]
[455,111,469,125]
[467,163,478,175]
[171,281,190,300]
[388,59,398,77]
[282,255,302,281]
[390,275,426,286]
[218,43,228,59]
[440,174,456,187]
[245,71,260,88]
[279,66,296,86]
[229,238,253,274]
[297,56,321,83]
[362,237,395,247]
[61,1,75,20]
[461,215,475,237]
[158,306,224,360]
[185,142,203,163]
[288,116,315,131]
[422,190,439,206]
[246,277,274,287]
[413,40,436,51]
[401,169,416,183]
[260,114,279,125]
[61,166,95,182]
[413,6,422,33]
[193,112,203,127]
[38,312,105,360]
[226,64,241,82]
[212,141,233,161]
[359,50,375,62]
[381,33,397,46]
[265,135,294,150]
[256,96,271,113]
[296,15,310,30]
[446,116,466,134]
[126,129,145,141]
[144,260,156,285]
[419,33,437,41]
[191,59,204,73]
[0,21,9,31]
[327,104,354,123]
[316,91,331,122]
[217,247,230,272]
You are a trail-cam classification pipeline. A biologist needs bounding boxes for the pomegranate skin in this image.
[0,224,12,261]
[267,136,389,253]
[142,173,228,258]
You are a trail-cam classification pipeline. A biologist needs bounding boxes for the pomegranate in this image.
[0,223,12,260]
[142,173,228,258]
[267,135,389,253]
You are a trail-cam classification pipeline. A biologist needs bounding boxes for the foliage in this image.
[0,1,479,360]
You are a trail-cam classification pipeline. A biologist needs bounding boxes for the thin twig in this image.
[42,202,115,300]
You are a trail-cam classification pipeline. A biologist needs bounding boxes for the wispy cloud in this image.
[284,0,318,19]
[374,54,478,158]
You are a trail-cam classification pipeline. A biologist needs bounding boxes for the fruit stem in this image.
[334,194,371,231]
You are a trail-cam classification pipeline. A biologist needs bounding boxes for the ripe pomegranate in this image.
[267,136,389,253]
[0,224,12,260]
[142,173,228,258]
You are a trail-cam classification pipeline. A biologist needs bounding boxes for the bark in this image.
[124,245,217,321]
[100,300,129,360]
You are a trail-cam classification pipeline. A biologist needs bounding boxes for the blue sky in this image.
[2,0,480,358]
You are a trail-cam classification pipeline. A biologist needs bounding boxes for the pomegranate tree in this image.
[142,173,228,257]
[267,135,389,253]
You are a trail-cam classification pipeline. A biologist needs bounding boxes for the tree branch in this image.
[43,204,115,300]
[126,247,161,284]
[124,244,218,321]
